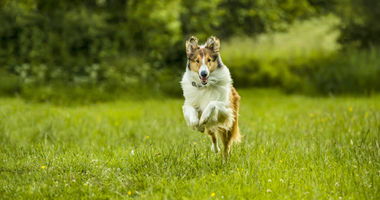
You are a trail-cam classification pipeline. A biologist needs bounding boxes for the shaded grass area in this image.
[0,89,379,199]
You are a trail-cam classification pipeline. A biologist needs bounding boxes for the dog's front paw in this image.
[188,116,199,129]
[199,105,216,125]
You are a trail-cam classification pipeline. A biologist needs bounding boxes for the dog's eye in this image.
[196,59,199,63]
[207,58,211,62]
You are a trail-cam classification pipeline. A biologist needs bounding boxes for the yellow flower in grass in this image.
[349,107,353,112]
[309,113,314,118]
[146,136,150,139]
[128,191,131,195]
[41,165,46,169]
[211,193,215,198]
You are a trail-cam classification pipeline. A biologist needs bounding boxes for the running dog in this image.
[181,36,241,159]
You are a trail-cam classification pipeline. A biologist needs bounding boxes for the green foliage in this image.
[0,0,378,96]
[307,47,380,94]
[0,70,21,95]
[221,15,380,94]
[218,0,317,36]
[180,0,223,40]
[1,90,379,198]
[222,16,340,89]
[125,0,182,64]
[0,0,329,93]
[336,0,380,47]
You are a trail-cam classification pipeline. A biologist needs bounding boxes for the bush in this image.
[306,47,380,94]
[2,1,378,97]
[0,70,21,95]
[336,0,380,47]
[221,15,340,89]
[221,15,380,95]
[0,0,328,72]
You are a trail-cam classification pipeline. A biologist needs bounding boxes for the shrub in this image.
[221,15,340,90]
[0,70,21,95]
[306,47,380,94]
[336,0,380,47]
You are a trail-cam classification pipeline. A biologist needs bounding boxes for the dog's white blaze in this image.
[199,56,208,76]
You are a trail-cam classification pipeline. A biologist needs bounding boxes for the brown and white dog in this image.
[181,36,241,159]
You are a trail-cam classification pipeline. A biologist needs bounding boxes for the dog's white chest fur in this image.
[184,84,229,111]
[181,66,231,112]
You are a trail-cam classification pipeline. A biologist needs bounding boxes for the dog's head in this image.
[186,36,221,85]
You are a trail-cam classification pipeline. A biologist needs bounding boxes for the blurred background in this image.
[0,0,379,103]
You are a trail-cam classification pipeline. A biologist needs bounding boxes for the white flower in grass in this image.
[266,189,272,193]
[130,150,135,156]
[268,179,272,183]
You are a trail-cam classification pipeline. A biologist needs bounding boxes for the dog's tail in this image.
[230,115,241,143]
[230,86,241,143]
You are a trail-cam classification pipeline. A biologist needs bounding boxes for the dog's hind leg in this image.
[206,129,220,153]
[219,128,232,161]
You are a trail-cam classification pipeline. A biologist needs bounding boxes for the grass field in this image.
[0,89,379,199]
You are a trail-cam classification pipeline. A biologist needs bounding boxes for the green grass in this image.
[0,89,379,199]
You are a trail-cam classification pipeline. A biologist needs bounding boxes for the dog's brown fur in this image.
[188,48,219,73]
[207,86,240,158]
[186,36,219,74]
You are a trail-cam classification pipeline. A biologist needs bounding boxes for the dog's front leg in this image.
[199,101,232,126]
[182,104,203,131]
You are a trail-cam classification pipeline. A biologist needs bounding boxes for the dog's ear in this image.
[186,36,199,58]
[205,36,220,53]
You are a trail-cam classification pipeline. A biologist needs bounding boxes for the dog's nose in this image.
[200,70,208,77]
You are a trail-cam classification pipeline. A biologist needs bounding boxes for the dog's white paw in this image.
[188,116,198,127]
[188,116,199,130]
[185,115,205,132]
[211,143,220,153]
[199,104,216,125]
